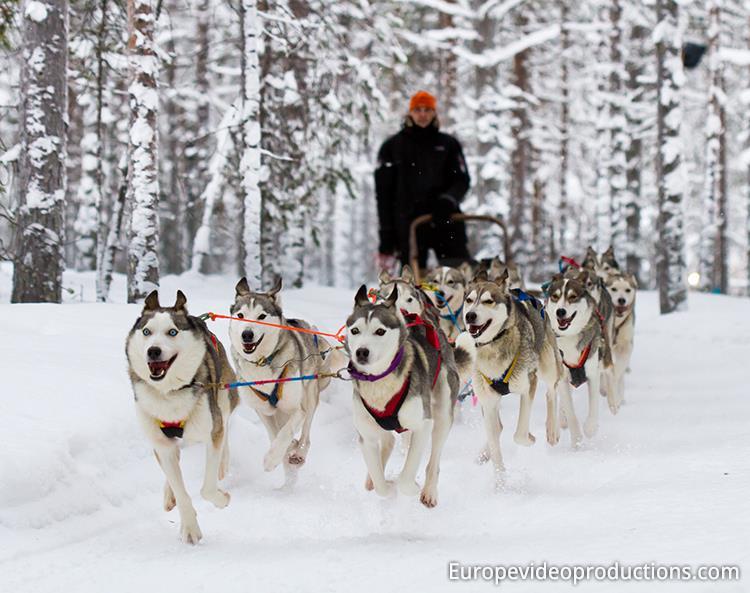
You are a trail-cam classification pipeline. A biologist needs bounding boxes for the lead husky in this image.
[545,274,611,444]
[346,285,459,507]
[605,272,637,408]
[126,290,238,544]
[454,270,563,476]
[229,277,339,476]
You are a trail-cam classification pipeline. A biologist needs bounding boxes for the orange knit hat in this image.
[409,90,437,111]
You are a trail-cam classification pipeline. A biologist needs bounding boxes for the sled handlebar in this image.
[408,213,510,284]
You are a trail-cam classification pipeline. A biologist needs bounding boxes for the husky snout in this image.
[556,308,567,319]
[148,346,162,360]
[356,347,370,364]
[241,328,254,342]
[465,311,477,324]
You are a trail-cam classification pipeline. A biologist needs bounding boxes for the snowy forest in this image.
[1,0,749,310]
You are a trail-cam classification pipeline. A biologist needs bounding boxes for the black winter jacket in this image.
[374,120,470,255]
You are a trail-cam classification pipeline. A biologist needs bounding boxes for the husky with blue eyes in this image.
[346,284,459,508]
[126,290,239,545]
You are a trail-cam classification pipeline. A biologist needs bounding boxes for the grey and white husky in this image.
[229,277,340,477]
[605,272,638,408]
[126,290,239,544]
[545,273,612,444]
[424,265,467,341]
[453,270,563,477]
[582,245,620,280]
[346,285,459,507]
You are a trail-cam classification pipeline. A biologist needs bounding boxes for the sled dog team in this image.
[126,247,637,543]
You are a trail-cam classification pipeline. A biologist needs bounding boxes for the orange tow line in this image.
[202,312,347,343]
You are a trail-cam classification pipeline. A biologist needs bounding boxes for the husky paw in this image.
[364,474,374,491]
[397,478,421,497]
[420,486,438,508]
[263,448,285,472]
[607,397,620,415]
[583,418,598,438]
[546,422,560,446]
[163,484,176,512]
[514,432,536,447]
[201,488,230,509]
[286,440,308,466]
[180,520,203,545]
[475,447,491,465]
[374,480,396,498]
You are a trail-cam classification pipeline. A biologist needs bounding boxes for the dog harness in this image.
[159,419,186,439]
[360,376,412,433]
[479,350,520,396]
[561,343,591,387]
[249,365,289,407]
[511,289,545,319]
[403,311,442,387]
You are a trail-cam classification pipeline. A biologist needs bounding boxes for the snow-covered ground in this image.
[1,265,748,592]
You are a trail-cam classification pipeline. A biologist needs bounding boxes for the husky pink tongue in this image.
[148,357,174,379]
[469,320,489,338]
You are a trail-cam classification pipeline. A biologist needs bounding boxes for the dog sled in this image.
[408,213,510,284]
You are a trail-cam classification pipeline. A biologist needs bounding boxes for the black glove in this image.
[431,194,458,227]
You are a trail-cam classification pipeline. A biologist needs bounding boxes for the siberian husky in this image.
[453,270,563,477]
[423,265,467,341]
[545,274,612,444]
[605,272,638,408]
[126,290,239,544]
[346,285,459,507]
[229,277,341,477]
[582,245,620,280]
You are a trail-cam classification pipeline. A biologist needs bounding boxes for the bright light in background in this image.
[688,272,701,288]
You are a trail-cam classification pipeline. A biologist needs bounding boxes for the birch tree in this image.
[126,0,160,303]
[655,0,687,313]
[12,0,68,303]
[239,0,262,287]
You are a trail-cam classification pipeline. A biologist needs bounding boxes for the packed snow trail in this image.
[0,268,747,592]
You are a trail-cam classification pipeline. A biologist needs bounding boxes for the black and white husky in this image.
[346,285,459,507]
[229,277,340,478]
[126,291,238,544]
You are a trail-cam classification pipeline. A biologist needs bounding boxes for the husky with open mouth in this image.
[126,290,239,544]
[346,284,459,507]
[605,272,638,409]
[229,277,341,479]
[423,265,467,341]
[453,269,563,477]
[545,273,611,444]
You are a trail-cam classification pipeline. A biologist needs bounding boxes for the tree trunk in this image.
[624,7,646,283]
[12,0,68,303]
[126,0,160,303]
[509,9,529,265]
[655,0,687,313]
[239,0,263,287]
[559,0,570,257]
[608,0,627,253]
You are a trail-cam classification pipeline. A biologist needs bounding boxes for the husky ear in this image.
[384,284,399,308]
[401,265,415,285]
[627,273,638,289]
[473,269,488,283]
[494,268,509,289]
[144,290,160,311]
[378,269,391,284]
[267,276,282,299]
[174,290,187,311]
[354,284,370,307]
[235,277,251,296]
[459,261,474,282]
